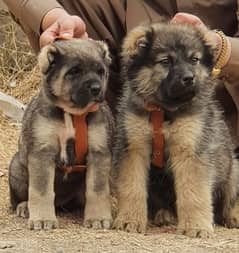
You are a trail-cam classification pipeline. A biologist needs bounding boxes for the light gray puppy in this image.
[9,39,113,230]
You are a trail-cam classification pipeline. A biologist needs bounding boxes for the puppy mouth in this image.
[70,92,104,108]
[71,101,101,111]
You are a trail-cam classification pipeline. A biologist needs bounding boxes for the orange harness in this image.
[62,104,99,173]
[63,103,164,173]
[62,114,88,173]
[145,103,165,168]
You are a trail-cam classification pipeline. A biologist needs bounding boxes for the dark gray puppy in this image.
[113,22,239,238]
[9,39,113,230]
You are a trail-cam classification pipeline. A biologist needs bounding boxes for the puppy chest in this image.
[57,112,108,172]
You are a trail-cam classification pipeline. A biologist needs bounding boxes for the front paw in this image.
[225,216,239,228]
[28,218,58,230]
[177,224,213,238]
[154,209,177,226]
[113,214,147,233]
[83,218,112,229]
[16,201,29,218]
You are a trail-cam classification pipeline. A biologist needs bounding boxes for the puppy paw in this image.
[225,216,239,228]
[113,215,146,233]
[16,201,29,218]
[154,209,177,226]
[177,226,213,238]
[83,218,112,229]
[28,219,58,230]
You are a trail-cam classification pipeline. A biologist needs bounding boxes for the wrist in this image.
[211,30,231,76]
[41,8,68,32]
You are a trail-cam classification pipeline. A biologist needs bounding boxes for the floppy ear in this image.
[122,25,154,57]
[38,45,60,74]
[94,40,112,66]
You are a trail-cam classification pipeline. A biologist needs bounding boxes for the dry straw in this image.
[0,10,40,104]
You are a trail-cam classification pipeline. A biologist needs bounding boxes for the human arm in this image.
[3,0,87,48]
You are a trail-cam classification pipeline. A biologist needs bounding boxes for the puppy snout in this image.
[88,81,101,96]
[182,73,194,87]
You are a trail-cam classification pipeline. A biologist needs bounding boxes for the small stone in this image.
[0,242,15,249]
[9,80,17,88]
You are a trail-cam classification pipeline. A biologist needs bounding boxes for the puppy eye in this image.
[156,58,170,66]
[191,57,200,64]
[97,66,105,76]
[66,66,80,77]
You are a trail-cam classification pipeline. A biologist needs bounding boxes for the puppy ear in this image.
[38,45,60,75]
[94,40,112,66]
[122,25,153,57]
[200,31,216,69]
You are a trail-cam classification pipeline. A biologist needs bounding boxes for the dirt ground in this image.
[0,9,239,253]
[0,115,239,253]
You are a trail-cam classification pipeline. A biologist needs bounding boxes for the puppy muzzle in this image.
[71,79,104,107]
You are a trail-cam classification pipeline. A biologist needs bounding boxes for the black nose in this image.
[89,82,101,96]
[182,74,194,86]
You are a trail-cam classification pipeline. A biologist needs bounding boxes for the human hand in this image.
[40,8,88,48]
[171,12,221,57]
[171,12,208,33]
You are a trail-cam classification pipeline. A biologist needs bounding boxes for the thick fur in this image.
[113,22,239,237]
[9,39,114,230]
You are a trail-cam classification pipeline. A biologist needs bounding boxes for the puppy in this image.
[113,22,239,238]
[9,39,113,230]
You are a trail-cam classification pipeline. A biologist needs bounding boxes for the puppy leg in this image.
[113,112,152,233]
[222,159,239,228]
[165,117,213,238]
[113,149,150,233]
[83,124,112,229]
[9,152,28,211]
[172,157,213,238]
[28,150,58,230]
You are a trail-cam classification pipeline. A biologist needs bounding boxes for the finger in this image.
[40,22,59,48]
[172,12,202,25]
[72,16,87,38]
[58,16,86,39]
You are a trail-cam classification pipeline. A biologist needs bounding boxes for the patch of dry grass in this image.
[0,10,40,169]
[0,10,40,104]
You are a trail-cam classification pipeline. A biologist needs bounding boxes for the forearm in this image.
[3,0,63,34]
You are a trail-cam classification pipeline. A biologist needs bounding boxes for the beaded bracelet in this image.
[212,30,231,77]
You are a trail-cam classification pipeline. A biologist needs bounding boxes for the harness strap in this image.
[62,103,100,173]
[150,110,164,168]
[73,113,88,170]
[145,102,164,168]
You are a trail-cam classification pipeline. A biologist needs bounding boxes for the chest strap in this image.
[63,103,99,173]
[145,103,165,168]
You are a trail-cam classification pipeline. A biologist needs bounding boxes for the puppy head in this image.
[122,23,215,112]
[38,39,111,112]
